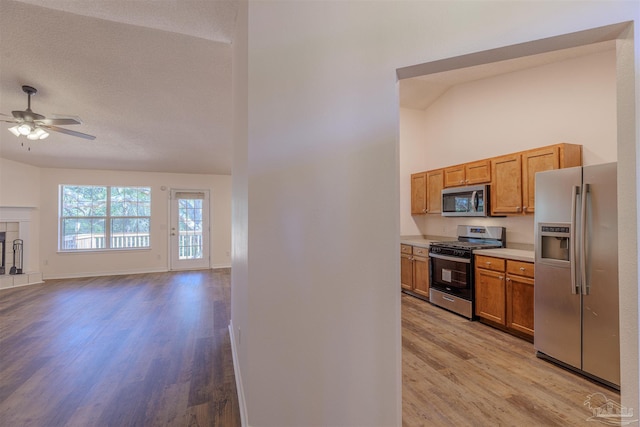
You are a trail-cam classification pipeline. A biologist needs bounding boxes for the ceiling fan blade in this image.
[12,110,45,121]
[42,125,96,140]
[38,117,82,126]
[0,118,19,123]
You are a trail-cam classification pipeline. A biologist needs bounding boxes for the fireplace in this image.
[0,207,43,289]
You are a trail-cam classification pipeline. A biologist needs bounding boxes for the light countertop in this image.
[400,235,451,249]
[473,248,535,263]
[401,236,535,262]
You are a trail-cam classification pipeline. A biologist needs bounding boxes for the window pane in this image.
[178,197,203,260]
[110,217,150,249]
[111,186,151,217]
[61,218,106,250]
[62,185,107,217]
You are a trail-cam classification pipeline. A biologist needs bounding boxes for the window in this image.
[60,185,151,251]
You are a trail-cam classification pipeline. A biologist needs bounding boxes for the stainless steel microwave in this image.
[441,184,489,217]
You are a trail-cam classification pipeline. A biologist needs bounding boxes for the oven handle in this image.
[428,253,471,264]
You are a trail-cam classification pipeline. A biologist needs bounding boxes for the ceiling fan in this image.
[1,85,95,141]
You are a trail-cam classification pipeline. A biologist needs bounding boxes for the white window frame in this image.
[59,185,151,251]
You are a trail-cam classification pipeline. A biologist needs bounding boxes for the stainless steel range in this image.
[429,225,506,319]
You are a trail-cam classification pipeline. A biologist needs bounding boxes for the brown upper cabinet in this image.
[426,169,444,214]
[444,160,491,188]
[521,144,582,214]
[491,143,582,216]
[411,169,443,215]
[410,172,427,215]
[411,142,581,217]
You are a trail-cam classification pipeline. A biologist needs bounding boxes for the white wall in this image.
[400,48,618,242]
[0,158,42,271]
[0,158,40,207]
[37,167,231,279]
[234,2,638,426]
[230,0,249,423]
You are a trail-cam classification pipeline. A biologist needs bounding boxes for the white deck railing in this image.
[63,233,202,258]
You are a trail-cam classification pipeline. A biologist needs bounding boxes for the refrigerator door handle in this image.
[580,183,590,295]
[570,185,579,294]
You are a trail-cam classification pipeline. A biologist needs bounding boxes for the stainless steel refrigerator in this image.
[534,162,619,389]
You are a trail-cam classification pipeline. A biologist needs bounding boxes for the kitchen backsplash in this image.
[412,214,535,250]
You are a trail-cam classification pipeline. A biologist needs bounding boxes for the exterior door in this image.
[170,189,210,270]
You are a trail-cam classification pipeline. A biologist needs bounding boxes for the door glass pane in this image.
[178,198,203,260]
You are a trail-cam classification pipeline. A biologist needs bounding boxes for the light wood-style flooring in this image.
[0,269,239,427]
[402,293,620,426]
[1,271,620,426]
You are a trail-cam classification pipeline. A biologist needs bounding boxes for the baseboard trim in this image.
[229,321,248,427]
[212,263,231,269]
[43,267,168,281]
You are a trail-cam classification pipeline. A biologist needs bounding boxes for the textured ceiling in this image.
[0,0,237,174]
[1,1,617,174]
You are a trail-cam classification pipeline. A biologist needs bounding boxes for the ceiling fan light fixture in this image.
[26,127,49,140]
[17,123,32,135]
[8,125,21,137]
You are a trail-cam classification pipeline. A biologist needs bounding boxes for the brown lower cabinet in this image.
[400,244,430,299]
[475,255,534,340]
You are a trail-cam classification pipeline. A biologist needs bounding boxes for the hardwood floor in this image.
[1,271,620,426]
[402,293,620,426]
[0,269,240,427]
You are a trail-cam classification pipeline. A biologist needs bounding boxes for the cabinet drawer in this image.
[507,260,534,278]
[401,244,412,254]
[412,246,429,257]
[475,255,505,272]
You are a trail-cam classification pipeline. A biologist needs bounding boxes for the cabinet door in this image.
[491,154,522,215]
[412,255,430,298]
[521,146,560,214]
[401,253,413,290]
[475,268,506,325]
[465,160,491,185]
[444,165,466,187]
[426,169,443,213]
[411,172,427,215]
[506,274,535,337]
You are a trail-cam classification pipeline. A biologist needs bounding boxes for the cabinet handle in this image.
[519,267,525,271]
[486,261,491,265]
[516,207,521,212]
[523,206,528,212]
[498,276,504,280]
[506,277,511,281]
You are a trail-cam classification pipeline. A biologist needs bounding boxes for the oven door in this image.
[429,253,472,300]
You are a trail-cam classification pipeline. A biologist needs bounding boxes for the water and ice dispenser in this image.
[538,224,571,264]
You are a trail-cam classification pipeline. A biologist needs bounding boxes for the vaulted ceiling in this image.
[1,1,617,175]
[0,0,238,174]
